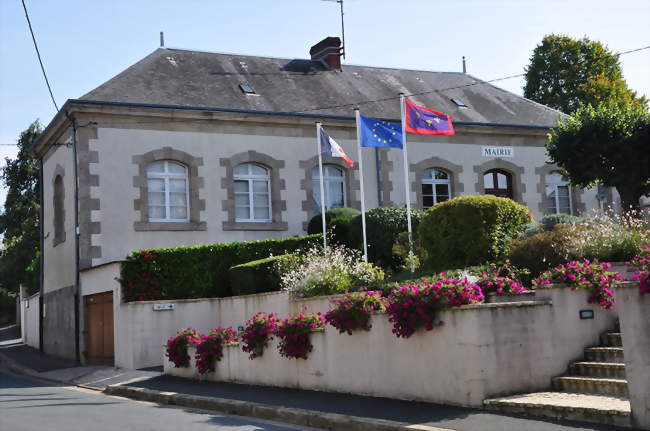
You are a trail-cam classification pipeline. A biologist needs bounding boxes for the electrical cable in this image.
[21,0,59,112]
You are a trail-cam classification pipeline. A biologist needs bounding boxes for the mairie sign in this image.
[482,146,514,158]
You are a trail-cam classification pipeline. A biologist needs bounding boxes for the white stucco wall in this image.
[617,283,650,430]
[161,287,617,408]
[86,118,603,268]
[20,293,40,349]
[42,128,76,294]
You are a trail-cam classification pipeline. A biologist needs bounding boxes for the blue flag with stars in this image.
[359,114,403,149]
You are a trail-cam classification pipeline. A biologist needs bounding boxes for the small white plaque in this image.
[153,303,175,311]
[482,146,514,158]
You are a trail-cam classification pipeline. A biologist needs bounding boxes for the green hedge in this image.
[228,254,295,296]
[419,195,531,271]
[306,207,361,234]
[120,235,320,302]
[348,206,423,269]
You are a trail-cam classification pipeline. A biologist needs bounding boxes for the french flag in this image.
[319,128,354,168]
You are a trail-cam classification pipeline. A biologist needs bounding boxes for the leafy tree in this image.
[524,34,646,114]
[547,103,649,211]
[0,121,41,294]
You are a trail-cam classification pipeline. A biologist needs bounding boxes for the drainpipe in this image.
[374,148,382,206]
[38,157,44,353]
[66,113,81,363]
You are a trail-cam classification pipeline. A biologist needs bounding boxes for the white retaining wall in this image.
[160,287,617,407]
[617,283,650,430]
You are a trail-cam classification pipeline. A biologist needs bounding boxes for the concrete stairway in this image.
[484,329,632,428]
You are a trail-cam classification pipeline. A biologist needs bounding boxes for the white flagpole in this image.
[316,122,327,251]
[354,109,368,263]
[400,94,415,273]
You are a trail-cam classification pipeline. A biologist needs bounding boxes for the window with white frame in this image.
[147,160,189,221]
[311,165,346,213]
[421,168,451,209]
[234,163,271,222]
[545,171,572,214]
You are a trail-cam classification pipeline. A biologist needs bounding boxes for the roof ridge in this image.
[163,46,468,76]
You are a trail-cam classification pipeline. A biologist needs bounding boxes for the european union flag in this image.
[359,114,403,149]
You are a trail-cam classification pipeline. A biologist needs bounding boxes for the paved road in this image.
[0,371,315,431]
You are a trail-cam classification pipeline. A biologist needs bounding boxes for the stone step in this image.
[484,392,631,428]
[585,346,624,362]
[570,361,626,379]
[600,332,623,347]
[552,376,628,397]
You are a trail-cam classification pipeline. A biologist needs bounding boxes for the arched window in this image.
[147,160,189,222]
[484,169,513,199]
[234,163,271,222]
[53,174,65,243]
[421,168,451,209]
[311,165,345,213]
[545,171,572,214]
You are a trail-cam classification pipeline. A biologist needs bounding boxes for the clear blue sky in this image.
[1,0,649,204]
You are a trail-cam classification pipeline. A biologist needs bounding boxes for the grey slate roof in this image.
[81,48,563,128]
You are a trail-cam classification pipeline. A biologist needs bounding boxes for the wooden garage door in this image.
[84,291,114,365]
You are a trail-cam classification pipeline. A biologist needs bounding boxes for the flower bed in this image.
[274,312,325,359]
[241,312,280,359]
[324,291,385,335]
[627,244,650,296]
[165,328,199,368]
[386,279,484,338]
[194,327,238,375]
[533,258,623,309]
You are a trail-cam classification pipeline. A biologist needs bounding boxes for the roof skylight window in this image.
[239,84,256,95]
[451,98,468,108]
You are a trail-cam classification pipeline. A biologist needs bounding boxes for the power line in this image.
[21,0,59,112]
[289,45,650,115]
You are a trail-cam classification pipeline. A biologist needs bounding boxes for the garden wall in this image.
[161,288,617,408]
[616,284,650,430]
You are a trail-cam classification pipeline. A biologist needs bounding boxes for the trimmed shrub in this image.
[418,195,531,271]
[348,206,423,269]
[120,235,320,302]
[307,207,361,235]
[229,255,295,296]
[509,224,586,276]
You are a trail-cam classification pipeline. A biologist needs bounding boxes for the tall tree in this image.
[524,35,646,114]
[547,103,649,211]
[0,121,41,293]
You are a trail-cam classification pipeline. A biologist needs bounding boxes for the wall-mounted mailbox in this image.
[579,309,594,319]
[153,303,175,311]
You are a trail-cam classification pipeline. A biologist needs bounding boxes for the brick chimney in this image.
[310,37,342,70]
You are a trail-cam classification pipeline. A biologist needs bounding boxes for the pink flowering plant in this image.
[241,312,280,359]
[474,260,529,295]
[627,244,650,296]
[274,312,325,359]
[325,291,386,335]
[193,327,238,375]
[165,327,199,368]
[386,279,484,339]
[532,258,624,309]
